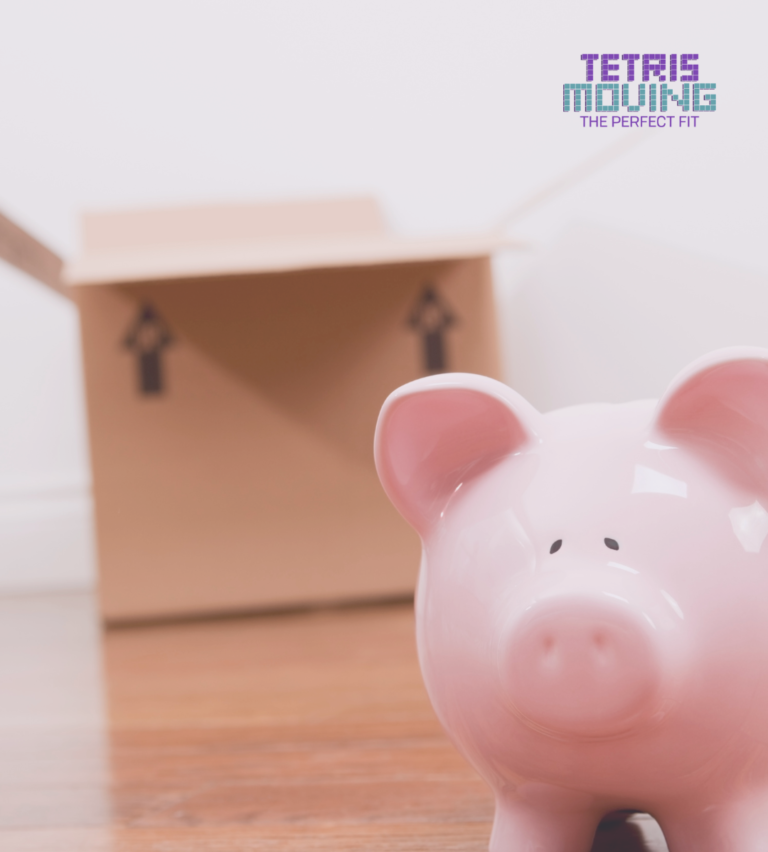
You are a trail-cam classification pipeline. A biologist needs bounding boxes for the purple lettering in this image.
[622,54,640,82]
[643,54,666,82]
[601,54,620,82]
[581,54,599,81]
[680,54,699,82]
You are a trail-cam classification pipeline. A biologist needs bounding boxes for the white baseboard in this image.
[0,477,96,593]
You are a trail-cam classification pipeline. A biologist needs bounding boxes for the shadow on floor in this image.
[592,812,668,852]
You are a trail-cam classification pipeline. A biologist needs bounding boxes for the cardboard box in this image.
[63,197,504,623]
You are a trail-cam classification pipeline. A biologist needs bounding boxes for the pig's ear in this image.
[653,348,768,483]
[375,373,541,533]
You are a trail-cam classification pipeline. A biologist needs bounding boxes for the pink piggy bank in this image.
[374,348,768,852]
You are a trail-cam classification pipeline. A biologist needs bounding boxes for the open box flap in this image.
[64,197,517,286]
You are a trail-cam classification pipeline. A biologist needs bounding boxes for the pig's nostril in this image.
[592,632,612,665]
[540,634,558,668]
[604,538,619,550]
[550,540,563,554]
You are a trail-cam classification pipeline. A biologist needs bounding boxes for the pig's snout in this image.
[502,595,663,739]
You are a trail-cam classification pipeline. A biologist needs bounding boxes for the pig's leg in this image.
[659,811,735,852]
[489,795,600,852]
[658,796,768,852]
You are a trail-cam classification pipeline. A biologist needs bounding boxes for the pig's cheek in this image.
[458,510,535,601]
[416,511,536,709]
[427,508,536,624]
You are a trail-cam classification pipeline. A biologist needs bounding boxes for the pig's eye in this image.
[549,539,562,554]
[604,538,619,550]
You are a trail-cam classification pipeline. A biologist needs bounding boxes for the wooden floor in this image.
[0,594,666,851]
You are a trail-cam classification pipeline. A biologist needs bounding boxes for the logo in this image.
[564,54,716,129]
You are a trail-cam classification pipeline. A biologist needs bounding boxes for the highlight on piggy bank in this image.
[375,348,768,852]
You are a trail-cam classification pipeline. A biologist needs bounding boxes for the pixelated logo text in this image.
[564,54,715,129]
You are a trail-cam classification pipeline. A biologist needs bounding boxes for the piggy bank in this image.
[374,348,768,852]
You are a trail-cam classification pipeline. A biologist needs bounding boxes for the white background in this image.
[0,0,765,589]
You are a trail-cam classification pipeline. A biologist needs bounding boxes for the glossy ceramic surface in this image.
[374,347,768,852]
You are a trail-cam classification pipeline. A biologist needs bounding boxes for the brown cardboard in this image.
[0,209,65,296]
[65,197,505,623]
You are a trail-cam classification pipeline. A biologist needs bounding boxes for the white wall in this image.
[0,0,765,590]
[500,223,768,412]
